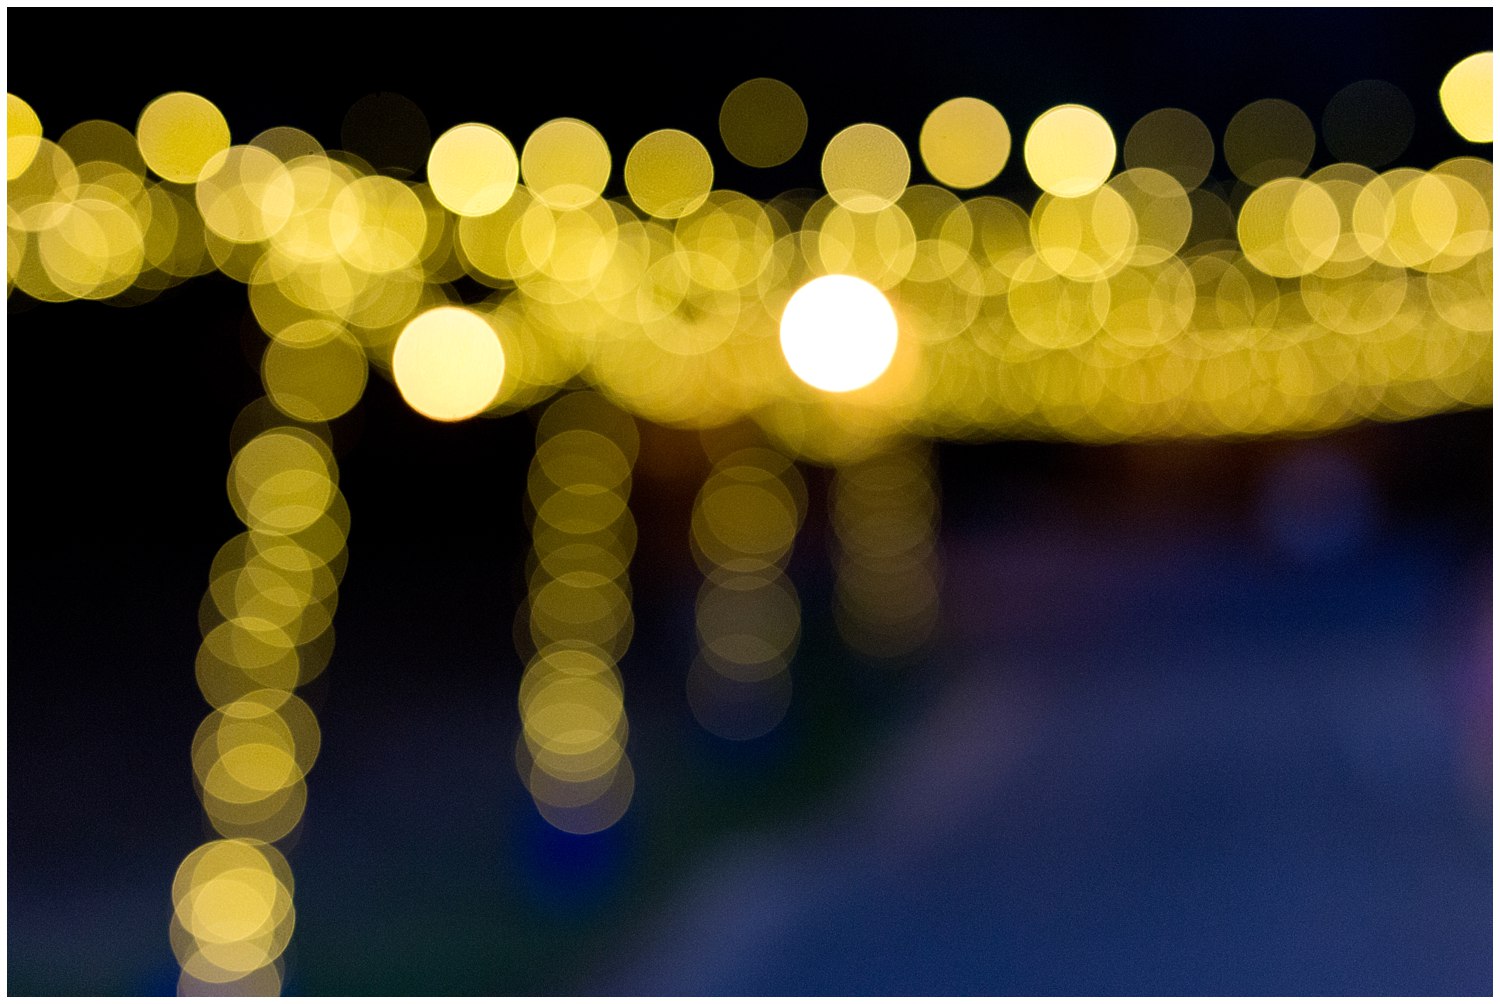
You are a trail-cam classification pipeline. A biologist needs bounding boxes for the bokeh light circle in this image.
[719,78,808,168]
[521,118,611,210]
[822,123,911,213]
[1439,52,1493,143]
[136,92,231,184]
[1322,79,1415,167]
[392,306,506,421]
[427,123,519,217]
[1223,98,1315,186]
[8,93,43,180]
[1024,104,1116,198]
[1124,107,1214,190]
[624,129,714,219]
[779,274,898,392]
[920,97,1011,190]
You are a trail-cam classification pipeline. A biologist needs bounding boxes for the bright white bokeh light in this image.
[392,306,506,421]
[778,275,898,393]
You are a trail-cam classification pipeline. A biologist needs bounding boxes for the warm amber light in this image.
[7,93,42,180]
[920,97,1011,190]
[1440,52,1493,143]
[822,123,911,213]
[1024,104,1116,198]
[427,123,519,217]
[392,306,506,421]
[136,92,231,184]
[624,129,714,219]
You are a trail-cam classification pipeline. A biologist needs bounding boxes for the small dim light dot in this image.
[1439,52,1493,143]
[779,274,898,392]
[719,78,808,168]
[1322,79,1415,167]
[393,306,506,421]
[1123,107,1214,190]
[1223,98,1315,186]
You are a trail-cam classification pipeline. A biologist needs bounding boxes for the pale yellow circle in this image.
[136,92,231,184]
[1024,104,1116,198]
[262,330,368,422]
[227,430,335,536]
[719,78,808,168]
[522,118,611,211]
[393,306,506,421]
[920,97,1011,190]
[822,123,911,213]
[624,129,714,219]
[779,274,898,392]
[1237,178,1339,278]
[427,123,519,217]
[8,93,42,180]
[196,145,296,244]
[1032,186,1138,279]
[1440,52,1493,143]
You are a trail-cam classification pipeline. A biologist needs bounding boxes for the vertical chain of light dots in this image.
[171,403,349,995]
[687,444,807,739]
[830,440,942,661]
[516,391,640,833]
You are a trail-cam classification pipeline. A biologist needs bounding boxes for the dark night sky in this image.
[7,9,1493,995]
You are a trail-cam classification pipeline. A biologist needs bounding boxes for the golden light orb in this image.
[920,97,1011,189]
[521,118,611,210]
[136,92,231,184]
[8,93,42,180]
[779,274,898,393]
[427,123,519,217]
[392,306,506,421]
[1440,52,1493,143]
[1024,104,1116,198]
[1123,107,1214,190]
[624,129,714,219]
[822,123,911,213]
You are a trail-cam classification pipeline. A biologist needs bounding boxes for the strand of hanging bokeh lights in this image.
[518,391,640,834]
[831,441,943,661]
[6,49,1492,994]
[689,439,808,739]
[174,406,352,994]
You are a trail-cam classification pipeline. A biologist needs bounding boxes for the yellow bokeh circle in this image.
[136,92,231,184]
[8,93,43,180]
[1440,52,1493,143]
[1024,104,1116,198]
[624,129,713,219]
[920,97,1011,190]
[822,123,911,213]
[522,118,611,211]
[393,306,507,421]
[427,123,519,217]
